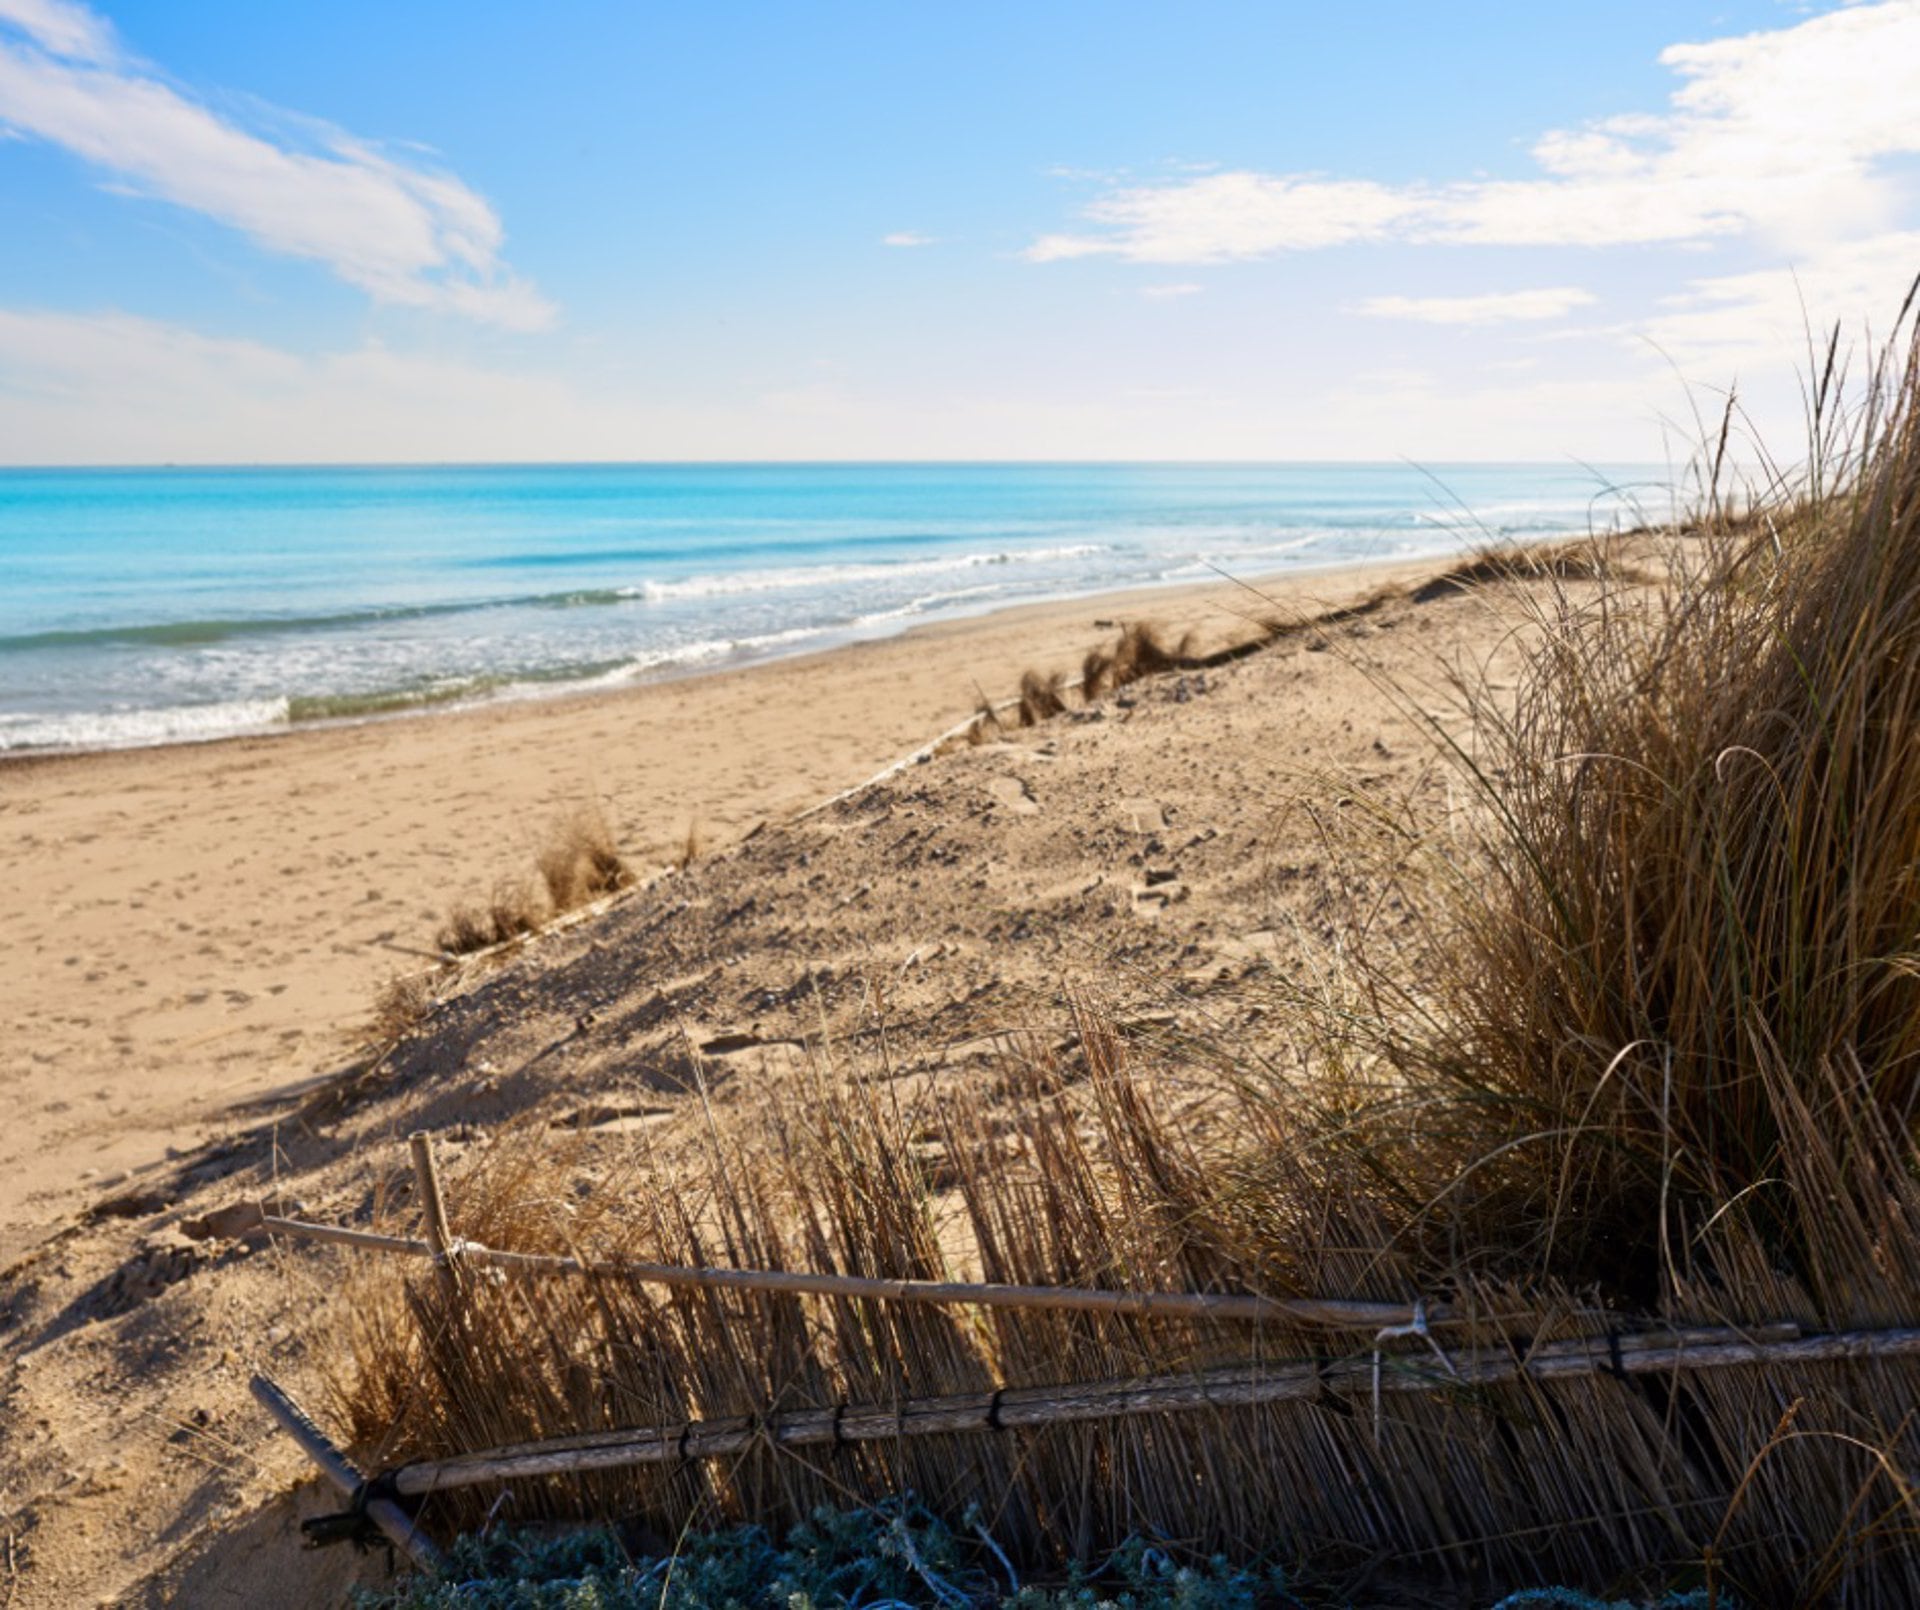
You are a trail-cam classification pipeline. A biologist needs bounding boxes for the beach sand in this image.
[0,559,1442,1268]
[0,549,1568,1606]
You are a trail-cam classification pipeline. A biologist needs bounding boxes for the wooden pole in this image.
[383,1321,1902,1501]
[408,1131,459,1297]
[257,1212,1425,1330]
[250,1373,443,1570]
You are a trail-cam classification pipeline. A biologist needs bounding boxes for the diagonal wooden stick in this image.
[251,1373,443,1570]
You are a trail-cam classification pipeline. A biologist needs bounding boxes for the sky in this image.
[0,0,1917,464]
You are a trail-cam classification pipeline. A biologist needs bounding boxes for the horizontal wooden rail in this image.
[384,1319,1919,1499]
[259,1213,1426,1329]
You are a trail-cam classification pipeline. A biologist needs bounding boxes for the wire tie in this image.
[1371,1298,1457,1442]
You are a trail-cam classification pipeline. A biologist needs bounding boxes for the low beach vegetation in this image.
[438,807,634,956]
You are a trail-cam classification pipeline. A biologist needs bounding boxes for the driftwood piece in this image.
[250,1373,442,1570]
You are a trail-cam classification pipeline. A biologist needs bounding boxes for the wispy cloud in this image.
[1028,173,1416,263]
[0,0,552,328]
[882,231,935,247]
[1355,286,1596,325]
[1642,231,1920,368]
[0,307,622,461]
[1139,282,1202,299]
[1027,2,1920,264]
[0,0,111,61]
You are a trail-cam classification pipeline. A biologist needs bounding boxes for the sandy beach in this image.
[1,541,1548,1606]
[0,558,1441,1271]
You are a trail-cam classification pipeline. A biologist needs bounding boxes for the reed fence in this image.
[253,1132,1920,1599]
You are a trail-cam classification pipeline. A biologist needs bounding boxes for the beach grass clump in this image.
[1079,645,1115,701]
[486,877,545,943]
[1289,329,1920,1307]
[369,971,435,1043]
[1016,669,1069,726]
[537,806,634,910]
[435,900,499,955]
[1012,621,1187,721]
[439,808,633,955]
[1109,621,1180,684]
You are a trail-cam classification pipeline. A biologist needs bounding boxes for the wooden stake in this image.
[408,1131,459,1297]
[250,1373,442,1570]
[385,1321,1920,1501]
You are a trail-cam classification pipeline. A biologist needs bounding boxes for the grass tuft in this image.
[369,972,434,1043]
[440,807,633,955]
[1289,329,1920,1305]
[537,807,633,910]
[435,901,498,956]
[1015,669,1068,726]
[1079,646,1114,702]
[1110,621,1179,682]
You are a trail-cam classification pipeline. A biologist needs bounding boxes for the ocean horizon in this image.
[0,460,1667,754]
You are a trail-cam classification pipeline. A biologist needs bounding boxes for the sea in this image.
[0,462,1667,754]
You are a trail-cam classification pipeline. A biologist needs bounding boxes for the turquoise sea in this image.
[0,462,1666,752]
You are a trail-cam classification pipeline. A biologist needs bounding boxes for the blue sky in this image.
[1,0,1917,463]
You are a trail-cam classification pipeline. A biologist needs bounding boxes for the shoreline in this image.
[0,546,1450,770]
[1,553,1444,1262]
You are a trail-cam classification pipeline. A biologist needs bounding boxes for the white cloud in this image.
[1028,172,1420,263]
[882,231,935,247]
[1139,282,1202,299]
[1355,286,1597,325]
[1028,2,1920,263]
[0,308,629,461]
[0,0,112,62]
[1640,231,1920,368]
[0,2,551,328]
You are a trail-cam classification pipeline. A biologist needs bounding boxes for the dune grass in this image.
[1287,333,1920,1305]
[368,971,435,1044]
[1016,669,1069,726]
[538,807,634,910]
[438,807,633,955]
[337,324,1920,1603]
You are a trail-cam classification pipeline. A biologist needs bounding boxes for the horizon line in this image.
[0,456,1669,473]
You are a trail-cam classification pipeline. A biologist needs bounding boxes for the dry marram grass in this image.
[368,972,434,1044]
[537,807,633,910]
[439,808,632,955]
